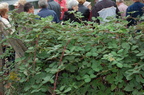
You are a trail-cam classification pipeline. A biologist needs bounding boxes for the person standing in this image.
[54,0,68,20]
[83,1,92,10]
[126,0,144,26]
[77,0,90,21]
[0,2,16,61]
[116,0,128,18]
[16,0,26,13]
[47,0,61,20]
[63,0,81,23]
[13,2,19,9]
[91,0,120,24]
[37,0,60,23]
[0,2,11,27]
[24,2,34,14]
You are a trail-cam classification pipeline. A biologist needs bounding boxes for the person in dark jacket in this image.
[78,0,90,21]
[37,0,60,23]
[126,0,144,26]
[63,0,81,23]
[91,0,120,23]
[47,0,61,20]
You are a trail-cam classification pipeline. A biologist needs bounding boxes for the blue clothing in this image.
[48,0,61,20]
[37,8,60,23]
[126,2,144,26]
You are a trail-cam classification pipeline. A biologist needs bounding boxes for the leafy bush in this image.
[1,12,144,95]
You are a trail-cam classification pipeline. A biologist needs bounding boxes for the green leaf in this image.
[122,42,130,49]
[92,17,96,21]
[108,42,118,49]
[111,84,116,91]
[31,89,40,93]
[26,47,35,53]
[116,63,123,68]
[86,52,92,57]
[84,78,91,83]
[83,75,89,79]
[92,53,98,57]
[42,76,51,83]
[31,92,46,95]
[60,86,65,91]
[90,74,95,78]
[63,87,71,93]
[117,49,124,53]
[24,85,31,91]
[131,45,138,50]
[124,84,134,91]
[40,86,48,92]
[45,68,50,72]
[91,60,101,72]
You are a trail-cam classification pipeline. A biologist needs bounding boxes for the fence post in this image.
[0,19,27,95]
[0,21,27,58]
[0,22,4,95]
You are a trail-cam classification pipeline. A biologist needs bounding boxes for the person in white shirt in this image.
[0,2,11,27]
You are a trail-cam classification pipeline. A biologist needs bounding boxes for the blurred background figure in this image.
[126,0,144,26]
[95,0,100,3]
[77,0,90,21]
[0,2,11,27]
[0,2,9,11]
[37,0,59,23]
[141,0,144,3]
[63,0,80,23]
[91,0,120,23]
[54,0,68,20]
[16,0,26,13]
[116,0,128,18]
[83,1,92,10]
[47,0,61,20]
[24,2,34,14]
[83,1,92,21]
[0,2,16,68]
[13,1,19,9]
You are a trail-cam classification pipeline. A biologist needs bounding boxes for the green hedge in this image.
[1,11,144,95]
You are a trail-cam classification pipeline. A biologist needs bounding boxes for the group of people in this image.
[0,0,144,28]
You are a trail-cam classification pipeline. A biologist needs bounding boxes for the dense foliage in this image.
[1,11,144,95]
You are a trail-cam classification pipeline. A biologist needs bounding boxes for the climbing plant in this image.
[0,11,144,95]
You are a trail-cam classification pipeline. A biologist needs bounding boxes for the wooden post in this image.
[0,21,4,95]
[0,21,27,58]
[0,20,27,95]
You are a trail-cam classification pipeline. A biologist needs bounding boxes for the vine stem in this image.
[52,40,70,95]
[33,40,38,70]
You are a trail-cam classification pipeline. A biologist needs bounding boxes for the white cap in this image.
[13,2,19,6]
[83,1,91,7]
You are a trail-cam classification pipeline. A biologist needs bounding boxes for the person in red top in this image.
[54,0,68,20]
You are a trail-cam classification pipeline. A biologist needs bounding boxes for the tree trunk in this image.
[0,22,4,95]
[0,20,27,95]
[0,21,27,58]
